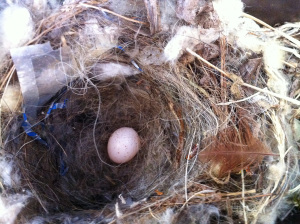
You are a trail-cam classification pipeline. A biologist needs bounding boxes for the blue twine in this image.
[116,46,143,72]
[131,60,143,72]
[117,45,125,51]
[101,10,115,22]
[59,151,69,176]
[22,113,48,146]
[22,99,68,175]
[45,99,67,119]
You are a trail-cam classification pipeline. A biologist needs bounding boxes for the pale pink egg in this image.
[107,127,140,164]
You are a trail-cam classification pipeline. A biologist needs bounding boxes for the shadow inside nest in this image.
[7,74,180,216]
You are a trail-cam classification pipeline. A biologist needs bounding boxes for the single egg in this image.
[107,127,140,164]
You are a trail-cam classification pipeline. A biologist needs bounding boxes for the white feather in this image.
[91,62,140,81]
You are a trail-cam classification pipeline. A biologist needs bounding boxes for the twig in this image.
[169,101,184,166]
[282,60,297,68]
[168,101,185,167]
[148,207,160,221]
[0,66,15,91]
[224,193,273,202]
[216,92,261,105]
[29,7,83,44]
[108,196,172,224]
[220,36,227,98]
[241,170,248,224]
[186,48,300,106]
[166,193,273,205]
[242,12,300,48]
[0,65,15,145]
[80,3,148,25]
[182,189,257,208]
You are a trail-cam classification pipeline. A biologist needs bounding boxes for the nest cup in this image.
[1,0,299,223]
[7,60,213,220]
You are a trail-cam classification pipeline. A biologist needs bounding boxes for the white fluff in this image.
[234,18,265,53]
[213,0,244,31]
[83,18,119,50]
[268,162,286,192]
[0,85,21,113]
[91,62,140,81]
[31,0,59,11]
[108,0,143,16]
[160,208,175,223]
[0,5,34,60]
[263,41,288,95]
[164,26,219,62]
[257,209,277,224]
[78,18,120,60]
[213,0,264,53]
[0,156,20,187]
[264,41,286,71]
[0,193,31,224]
[213,0,290,97]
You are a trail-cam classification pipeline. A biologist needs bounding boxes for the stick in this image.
[80,3,148,25]
[186,48,300,106]
[242,13,300,48]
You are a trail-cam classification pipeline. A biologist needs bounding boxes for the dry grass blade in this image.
[80,3,148,25]
[186,48,300,106]
[242,12,300,48]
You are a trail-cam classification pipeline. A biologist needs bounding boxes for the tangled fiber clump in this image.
[0,0,299,223]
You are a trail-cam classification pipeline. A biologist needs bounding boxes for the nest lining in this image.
[0,1,299,223]
[6,59,219,221]
[7,75,170,210]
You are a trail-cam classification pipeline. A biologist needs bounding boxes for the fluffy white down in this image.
[213,0,265,53]
[159,208,175,224]
[264,41,286,71]
[0,193,31,224]
[164,26,219,62]
[91,62,140,81]
[213,0,244,31]
[82,18,120,53]
[263,41,288,95]
[0,5,34,60]
[257,208,277,224]
[0,157,20,187]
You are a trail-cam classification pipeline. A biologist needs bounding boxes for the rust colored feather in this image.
[199,119,272,178]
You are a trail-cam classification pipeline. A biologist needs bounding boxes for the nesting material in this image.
[263,41,288,95]
[176,0,206,25]
[164,26,219,62]
[199,118,271,178]
[213,0,244,31]
[0,85,21,114]
[0,155,20,187]
[79,18,120,58]
[0,0,299,224]
[91,62,140,81]
[0,193,31,224]
[213,0,265,52]
[160,0,177,31]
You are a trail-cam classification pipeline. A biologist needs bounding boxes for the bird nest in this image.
[0,1,299,223]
